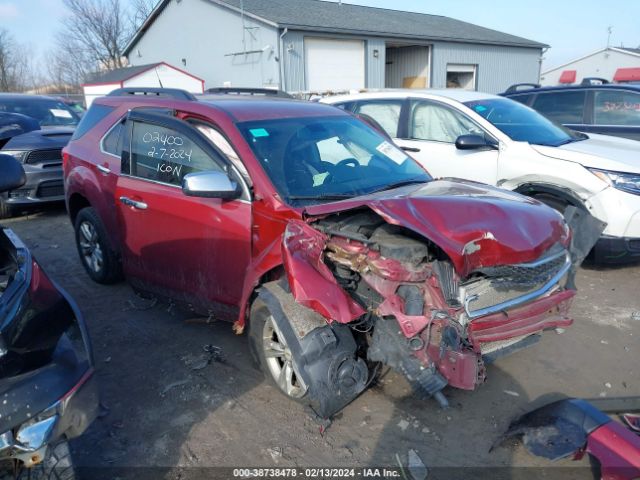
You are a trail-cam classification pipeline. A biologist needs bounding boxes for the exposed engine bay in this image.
[281,208,584,413]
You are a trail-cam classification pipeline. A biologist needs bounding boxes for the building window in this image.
[446,64,477,90]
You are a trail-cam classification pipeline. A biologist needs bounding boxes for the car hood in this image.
[304,179,568,277]
[1,127,74,151]
[531,134,640,174]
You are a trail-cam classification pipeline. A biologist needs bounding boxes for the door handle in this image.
[119,196,148,210]
[97,164,111,175]
[400,146,421,153]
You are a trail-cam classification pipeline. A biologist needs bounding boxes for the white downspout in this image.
[279,28,288,91]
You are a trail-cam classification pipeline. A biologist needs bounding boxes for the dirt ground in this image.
[4,206,639,479]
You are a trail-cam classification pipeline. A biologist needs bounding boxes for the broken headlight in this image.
[589,168,640,196]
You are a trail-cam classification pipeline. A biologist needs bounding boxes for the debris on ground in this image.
[555,328,566,334]
[504,390,520,397]
[397,419,410,431]
[407,449,428,480]
[604,382,612,389]
[632,311,640,321]
[98,402,110,418]
[161,379,190,395]
[124,296,158,312]
[268,446,283,463]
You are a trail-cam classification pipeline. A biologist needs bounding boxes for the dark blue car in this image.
[501,81,640,141]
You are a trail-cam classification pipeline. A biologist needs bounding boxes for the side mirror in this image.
[0,154,26,193]
[182,171,241,199]
[455,134,496,150]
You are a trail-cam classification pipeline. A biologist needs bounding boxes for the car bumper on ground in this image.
[2,164,65,207]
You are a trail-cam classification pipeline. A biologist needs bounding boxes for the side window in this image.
[594,90,640,126]
[194,124,250,181]
[532,91,586,124]
[128,121,225,186]
[409,100,482,143]
[353,100,402,137]
[102,120,124,155]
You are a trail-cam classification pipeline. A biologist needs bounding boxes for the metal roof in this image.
[84,63,163,85]
[124,0,546,56]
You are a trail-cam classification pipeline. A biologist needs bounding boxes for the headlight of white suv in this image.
[589,169,640,196]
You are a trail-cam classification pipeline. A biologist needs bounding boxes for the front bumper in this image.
[2,164,64,207]
[591,235,640,264]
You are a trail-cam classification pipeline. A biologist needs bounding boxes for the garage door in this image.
[304,38,365,91]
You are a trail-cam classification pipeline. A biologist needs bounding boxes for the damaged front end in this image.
[282,201,603,408]
[0,228,98,471]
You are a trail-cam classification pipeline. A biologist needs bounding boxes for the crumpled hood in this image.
[1,127,74,151]
[531,134,640,174]
[304,179,568,277]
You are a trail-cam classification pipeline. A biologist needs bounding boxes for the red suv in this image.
[63,88,597,418]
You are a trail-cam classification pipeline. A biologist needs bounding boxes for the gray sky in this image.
[1,0,639,71]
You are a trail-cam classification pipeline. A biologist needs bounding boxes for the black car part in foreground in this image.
[0,154,98,479]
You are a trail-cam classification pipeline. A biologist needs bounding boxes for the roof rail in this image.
[504,83,541,94]
[205,87,292,98]
[581,77,609,86]
[107,88,197,101]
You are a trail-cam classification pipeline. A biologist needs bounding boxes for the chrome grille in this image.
[462,249,571,319]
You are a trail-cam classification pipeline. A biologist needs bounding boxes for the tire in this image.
[248,298,309,401]
[0,199,13,220]
[0,440,76,480]
[74,207,122,284]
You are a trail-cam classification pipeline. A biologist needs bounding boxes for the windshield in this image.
[238,115,430,205]
[464,98,584,147]
[0,97,80,127]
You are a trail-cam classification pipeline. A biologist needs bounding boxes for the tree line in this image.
[0,0,157,93]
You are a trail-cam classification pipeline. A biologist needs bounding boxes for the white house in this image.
[541,47,640,86]
[82,62,205,106]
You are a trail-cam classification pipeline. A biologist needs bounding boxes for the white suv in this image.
[322,91,640,263]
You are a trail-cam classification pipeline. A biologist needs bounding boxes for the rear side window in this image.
[102,120,124,155]
[71,104,114,140]
[532,91,586,124]
[127,121,225,186]
[594,90,640,126]
[353,100,403,137]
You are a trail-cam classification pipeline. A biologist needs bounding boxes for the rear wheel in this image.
[0,199,13,220]
[0,440,75,480]
[74,207,122,284]
[249,299,308,400]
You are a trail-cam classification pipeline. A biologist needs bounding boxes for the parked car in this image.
[501,81,640,141]
[0,154,98,479]
[0,95,81,218]
[322,90,640,264]
[64,88,599,418]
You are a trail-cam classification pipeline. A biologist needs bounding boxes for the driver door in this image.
[115,111,251,319]
[394,99,499,185]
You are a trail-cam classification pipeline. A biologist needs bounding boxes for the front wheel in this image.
[249,298,308,400]
[74,207,122,284]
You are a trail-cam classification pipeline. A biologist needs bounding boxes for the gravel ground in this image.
[4,206,639,479]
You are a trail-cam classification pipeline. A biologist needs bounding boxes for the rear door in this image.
[394,98,499,184]
[530,90,588,132]
[115,111,251,318]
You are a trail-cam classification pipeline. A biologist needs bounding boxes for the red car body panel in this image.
[303,180,568,277]
[585,422,640,480]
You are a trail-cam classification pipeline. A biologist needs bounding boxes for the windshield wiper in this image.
[368,178,427,194]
